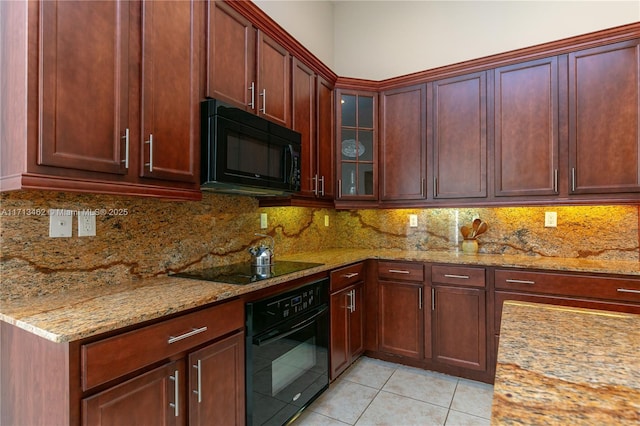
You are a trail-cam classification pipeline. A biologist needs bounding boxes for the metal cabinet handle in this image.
[433,177,438,196]
[338,179,342,198]
[259,89,266,113]
[121,128,129,169]
[169,370,179,417]
[248,82,255,109]
[571,167,576,192]
[319,176,325,196]
[193,360,202,403]
[444,274,469,279]
[553,168,558,193]
[145,134,154,172]
[312,175,318,196]
[167,326,208,344]
[421,178,425,198]
[388,269,410,274]
[617,288,640,294]
[431,287,435,311]
[351,289,356,312]
[343,272,359,279]
[418,287,423,310]
[505,279,536,285]
[347,289,354,313]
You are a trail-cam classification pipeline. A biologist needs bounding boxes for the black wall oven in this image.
[201,98,301,196]
[246,279,329,425]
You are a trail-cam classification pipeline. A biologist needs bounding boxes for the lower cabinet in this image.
[330,263,365,379]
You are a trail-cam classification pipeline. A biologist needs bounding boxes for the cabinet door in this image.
[206,0,256,110]
[432,72,487,199]
[330,288,350,379]
[350,282,365,359]
[189,332,245,426]
[257,31,290,127]
[83,360,185,426]
[432,285,486,371]
[317,76,335,199]
[293,58,317,197]
[39,0,129,175]
[494,58,559,197]
[380,84,427,201]
[568,39,640,194]
[139,0,200,183]
[378,281,422,359]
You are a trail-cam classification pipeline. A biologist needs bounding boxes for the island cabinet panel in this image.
[330,263,366,379]
[379,84,428,201]
[38,0,129,175]
[82,360,185,426]
[206,0,256,110]
[568,39,640,195]
[432,72,487,199]
[494,57,559,197]
[138,0,201,184]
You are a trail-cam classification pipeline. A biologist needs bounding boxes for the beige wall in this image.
[256,0,640,80]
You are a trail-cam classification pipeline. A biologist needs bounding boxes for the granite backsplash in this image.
[1,190,638,299]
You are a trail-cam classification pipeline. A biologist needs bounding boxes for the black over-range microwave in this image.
[201,98,301,196]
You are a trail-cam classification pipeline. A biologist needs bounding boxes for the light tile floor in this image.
[294,357,494,426]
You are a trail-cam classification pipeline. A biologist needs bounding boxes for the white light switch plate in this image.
[49,209,73,237]
[544,211,557,228]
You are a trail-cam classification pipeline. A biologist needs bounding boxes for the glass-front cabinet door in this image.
[336,90,377,200]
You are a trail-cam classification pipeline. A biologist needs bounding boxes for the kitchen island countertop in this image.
[492,301,640,424]
[1,249,639,343]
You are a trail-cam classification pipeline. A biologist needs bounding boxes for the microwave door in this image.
[268,136,301,192]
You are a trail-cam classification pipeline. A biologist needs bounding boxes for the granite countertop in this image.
[1,248,639,343]
[492,301,640,425]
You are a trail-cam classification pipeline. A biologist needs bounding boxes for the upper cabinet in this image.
[379,84,428,201]
[1,0,202,200]
[493,57,559,198]
[206,1,291,127]
[568,39,640,195]
[432,72,488,200]
[336,90,378,200]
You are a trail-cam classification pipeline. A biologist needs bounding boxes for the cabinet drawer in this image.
[378,261,424,282]
[495,269,640,303]
[432,265,485,288]
[81,298,243,391]
[331,262,365,292]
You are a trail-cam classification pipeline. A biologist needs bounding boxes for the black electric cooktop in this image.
[171,260,324,285]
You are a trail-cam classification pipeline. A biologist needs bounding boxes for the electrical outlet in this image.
[260,213,268,229]
[544,211,558,228]
[49,209,73,237]
[409,214,418,228]
[324,215,329,227]
[78,211,96,237]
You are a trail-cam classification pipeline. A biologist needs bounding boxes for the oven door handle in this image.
[253,306,327,347]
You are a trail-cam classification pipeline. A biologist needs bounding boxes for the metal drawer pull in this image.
[418,287,423,310]
[388,269,410,274]
[320,176,325,196]
[312,175,319,196]
[248,82,255,109]
[444,274,469,279]
[431,287,435,311]
[193,360,202,403]
[168,326,208,344]
[259,89,266,113]
[121,128,129,169]
[145,134,154,172]
[505,279,536,285]
[169,370,179,416]
[343,272,359,279]
[617,288,640,294]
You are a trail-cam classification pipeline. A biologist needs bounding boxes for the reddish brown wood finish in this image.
[206,0,256,110]
[330,262,365,292]
[138,0,201,183]
[568,39,640,194]
[82,299,243,391]
[188,332,245,426]
[377,261,424,282]
[431,265,486,288]
[432,285,486,371]
[494,57,559,197]
[317,76,336,200]
[379,84,428,201]
[378,280,423,359]
[293,58,317,197]
[257,30,291,127]
[83,360,185,426]
[432,72,487,199]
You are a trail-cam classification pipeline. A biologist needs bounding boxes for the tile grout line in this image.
[350,363,399,425]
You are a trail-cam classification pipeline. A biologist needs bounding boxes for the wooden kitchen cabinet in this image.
[330,263,365,379]
[0,0,201,199]
[377,261,425,359]
[206,1,291,127]
[493,57,559,197]
[379,84,428,201]
[568,39,640,195]
[432,72,487,199]
[336,90,378,200]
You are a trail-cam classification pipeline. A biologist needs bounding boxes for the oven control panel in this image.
[247,278,329,335]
